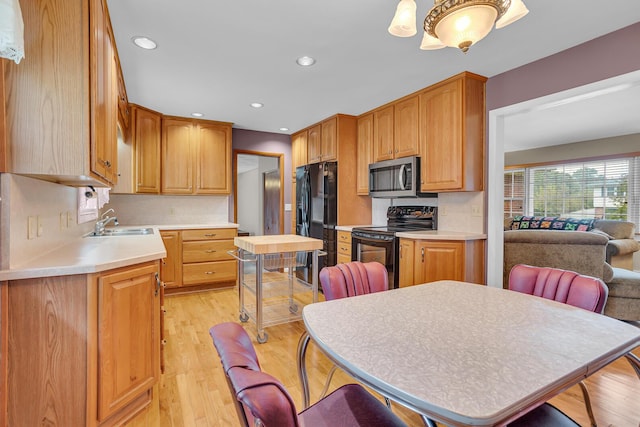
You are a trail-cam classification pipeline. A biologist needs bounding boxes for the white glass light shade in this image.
[434,5,498,52]
[388,0,417,37]
[420,32,445,50]
[495,0,529,29]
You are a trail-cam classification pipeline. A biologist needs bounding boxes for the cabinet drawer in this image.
[182,228,236,241]
[337,242,351,256]
[337,253,352,265]
[183,240,235,263]
[337,230,351,244]
[183,260,237,285]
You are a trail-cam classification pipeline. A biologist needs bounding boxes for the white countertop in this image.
[395,229,487,240]
[0,223,239,281]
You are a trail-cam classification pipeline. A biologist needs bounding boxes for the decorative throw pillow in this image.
[510,216,595,231]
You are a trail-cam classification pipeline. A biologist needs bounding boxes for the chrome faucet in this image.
[94,208,119,235]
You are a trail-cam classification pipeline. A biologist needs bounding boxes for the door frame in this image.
[232,149,285,235]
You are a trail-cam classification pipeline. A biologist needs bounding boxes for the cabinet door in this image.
[160,230,182,289]
[415,240,464,284]
[292,130,308,171]
[90,0,118,184]
[134,106,162,193]
[97,263,160,421]
[373,105,394,162]
[162,118,194,194]
[195,122,231,194]
[320,117,337,162]
[394,95,419,159]
[307,124,322,164]
[356,113,373,195]
[419,79,463,191]
[398,239,415,287]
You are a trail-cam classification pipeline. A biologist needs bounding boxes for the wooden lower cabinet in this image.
[1,261,161,426]
[408,239,485,286]
[398,238,415,288]
[337,230,352,264]
[162,228,238,294]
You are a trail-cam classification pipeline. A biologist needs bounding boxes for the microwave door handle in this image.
[398,164,407,190]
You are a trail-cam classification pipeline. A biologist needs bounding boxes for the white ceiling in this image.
[106,0,640,152]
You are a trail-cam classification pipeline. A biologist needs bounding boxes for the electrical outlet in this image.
[27,216,37,239]
[440,205,448,216]
[67,211,74,227]
[60,212,66,230]
[37,215,44,237]
[471,205,482,217]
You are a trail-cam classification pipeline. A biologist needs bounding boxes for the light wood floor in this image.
[160,287,640,427]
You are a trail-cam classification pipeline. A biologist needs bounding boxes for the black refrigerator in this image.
[296,162,337,280]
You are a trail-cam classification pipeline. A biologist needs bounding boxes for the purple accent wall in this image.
[487,22,640,111]
[231,128,292,232]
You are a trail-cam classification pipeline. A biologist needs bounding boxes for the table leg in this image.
[255,254,267,343]
[297,331,312,408]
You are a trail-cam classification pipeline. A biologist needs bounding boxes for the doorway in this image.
[233,150,284,236]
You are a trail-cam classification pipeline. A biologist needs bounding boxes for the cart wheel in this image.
[289,304,299,314]
[257,332,268,344]
[239,312,249,322]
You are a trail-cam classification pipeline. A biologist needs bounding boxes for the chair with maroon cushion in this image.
[210,322,408,427]
[297,261,389,408]
[507,264,609,427]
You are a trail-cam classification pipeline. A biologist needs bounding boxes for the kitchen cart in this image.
[231,235,324,343]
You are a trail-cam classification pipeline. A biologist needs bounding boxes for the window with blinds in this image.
[504,156,640,225]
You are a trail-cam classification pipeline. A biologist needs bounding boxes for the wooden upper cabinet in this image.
[320,117,338,162]
[133,105,162,193]
[419,73,486,192]
[162,118,194,194]
[356,113,374,195]
[291,130,308,171]
[195,121,231,194]
[373,105,394,162]
[4,0,122,186]
[161,117,232,195]
[307,124,322,163]
[393,95,419,159]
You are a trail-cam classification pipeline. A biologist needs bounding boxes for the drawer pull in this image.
[204,233,216,237]
[161,339,167,346]
[204,271,214,275]
[205,250,217,253]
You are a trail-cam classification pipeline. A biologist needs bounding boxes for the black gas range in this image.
[351,206,437,289]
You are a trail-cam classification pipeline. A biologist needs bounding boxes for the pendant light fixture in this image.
[389,0,529,53]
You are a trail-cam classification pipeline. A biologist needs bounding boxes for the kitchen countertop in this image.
[395,230,487,240]
[0,223,239,281]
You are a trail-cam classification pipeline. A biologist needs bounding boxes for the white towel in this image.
[97,187,110,209]
[0,0,25,64]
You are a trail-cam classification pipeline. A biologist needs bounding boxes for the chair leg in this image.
[624,352,640,380]
[578,380,598,427]
[318,365,339,399]
[296,331,312,409]
[421,415,438,427]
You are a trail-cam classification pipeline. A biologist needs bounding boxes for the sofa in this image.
[503,216,640,320]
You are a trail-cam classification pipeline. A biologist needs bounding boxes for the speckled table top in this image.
[303,281,640,426]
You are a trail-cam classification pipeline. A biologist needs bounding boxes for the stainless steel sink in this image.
[87,227,154,237]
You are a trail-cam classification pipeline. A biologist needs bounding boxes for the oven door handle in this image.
[398,164,407,190]
[352,235,394,245]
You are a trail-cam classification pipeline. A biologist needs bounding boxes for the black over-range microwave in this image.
[368,156,436,198]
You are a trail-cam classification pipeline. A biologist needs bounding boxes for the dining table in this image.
[299,280,640,426]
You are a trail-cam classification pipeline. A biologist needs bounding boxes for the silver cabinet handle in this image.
[204,271,214,275]
[205,250,216,253]
[204,233,216,237]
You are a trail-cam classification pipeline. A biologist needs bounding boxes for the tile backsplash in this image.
[106,194,230,225]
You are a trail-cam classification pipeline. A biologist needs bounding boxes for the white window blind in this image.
[504,156,640,224]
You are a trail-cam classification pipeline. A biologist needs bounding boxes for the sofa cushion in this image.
[510,216,595,231]
[609,267,640,298]
[594,219,636,239]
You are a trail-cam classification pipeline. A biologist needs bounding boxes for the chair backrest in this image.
[319,261,389,301]
[508,264,609,313]
[210,322,299,427]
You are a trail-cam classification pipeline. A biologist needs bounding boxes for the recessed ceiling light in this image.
[132,36,157,50]
[296,56,316,67]
[250,102,264,108]
[191,112,204,117]
[279,127,289,132]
